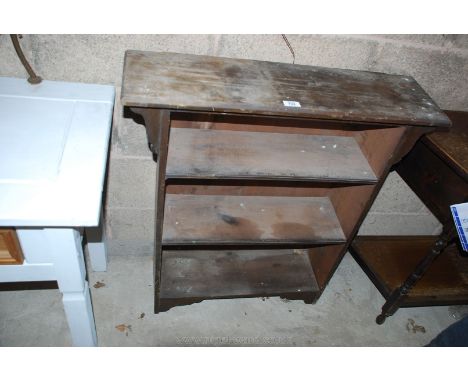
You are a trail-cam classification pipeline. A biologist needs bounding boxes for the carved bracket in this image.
[129,107,170,158]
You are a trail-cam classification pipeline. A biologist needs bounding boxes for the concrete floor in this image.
[0,252,462,346]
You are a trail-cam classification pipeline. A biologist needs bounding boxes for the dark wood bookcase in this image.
[121,50,450,313]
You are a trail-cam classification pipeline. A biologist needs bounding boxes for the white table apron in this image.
[0,77,115,346]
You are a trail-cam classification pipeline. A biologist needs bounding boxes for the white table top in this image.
[0,77,115,227]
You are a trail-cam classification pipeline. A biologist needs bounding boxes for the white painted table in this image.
[0,77,114,346]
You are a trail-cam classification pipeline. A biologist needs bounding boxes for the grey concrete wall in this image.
[2,34,467,255]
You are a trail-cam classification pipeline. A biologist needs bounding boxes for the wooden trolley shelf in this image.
[159,248,320,311]
[351,236,468,306]
[166,128,377,184]
[162,194,346,246]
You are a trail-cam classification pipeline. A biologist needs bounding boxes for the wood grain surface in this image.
[166,128,377,183]
[160,248,319,299]
[352,236,468,304]
[122,50,450,128]
[162,194,345,245]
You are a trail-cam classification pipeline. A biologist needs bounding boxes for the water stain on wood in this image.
[224,65,242,78]
[272,222,315,240]
[211,216,264,241]
[218,213,239,226]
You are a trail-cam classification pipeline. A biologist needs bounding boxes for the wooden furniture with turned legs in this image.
[121,51,450,313]
[351,110,468,324]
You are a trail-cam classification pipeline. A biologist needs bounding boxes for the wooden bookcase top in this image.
[122,50,450,128]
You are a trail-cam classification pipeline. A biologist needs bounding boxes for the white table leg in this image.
[45,228,97,346]
[85,209,107,272]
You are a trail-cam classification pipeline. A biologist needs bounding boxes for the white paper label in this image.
[451,202,468,252]
[283,100,301,108]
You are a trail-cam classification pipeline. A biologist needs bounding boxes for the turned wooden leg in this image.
[376,226,456,325]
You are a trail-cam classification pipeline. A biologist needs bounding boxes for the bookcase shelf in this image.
[166,128,377,184]
[162,194,345,246]
[159,248,319,311]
